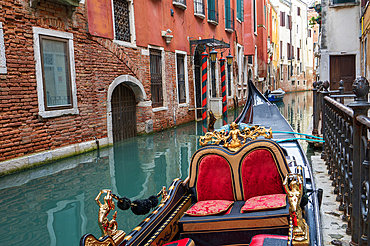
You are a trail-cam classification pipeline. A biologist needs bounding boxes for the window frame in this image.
[33,27,78,118]
[0,22,6,74]
[150,48,164,109]
[175,50,189,106]
[39,35,73,111]
[332,0,356,4]
[236,0,244,22]
[112,0,137,48]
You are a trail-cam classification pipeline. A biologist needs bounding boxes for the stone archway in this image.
[107,75,147,144]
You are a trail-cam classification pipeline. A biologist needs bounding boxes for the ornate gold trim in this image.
[199,122,273,152]
[284,174,309,245]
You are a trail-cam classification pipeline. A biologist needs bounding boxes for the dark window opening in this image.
[150,49,163,108]
[177,54,186,103]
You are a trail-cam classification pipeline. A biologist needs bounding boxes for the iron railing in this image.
[313,77,370,245]
[225,6,234,30]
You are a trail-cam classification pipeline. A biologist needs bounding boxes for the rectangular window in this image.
[280,64,283,80]
[297,7,300,16]
[40,36,72,110]
[248,55,253,64]
[280,11,285,26]
[208,0,219,23]
[237,0,244,21]
[0,22,6,74]
[113,0,131,42]
[177,54,186,103]
[225,0,234,30]
[33,27,78,118]
[292,45,294,59]
[253,0,257,33]
[280,41,283,59]
[150,49,163,108]
[332,0,355,4]
[297,47,300,60]
[194,0,205,16]
[308,29,312,37]
[287,43,291,59]
[287,15,292,29]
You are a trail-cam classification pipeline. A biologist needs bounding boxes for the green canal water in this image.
[0,91,313,246]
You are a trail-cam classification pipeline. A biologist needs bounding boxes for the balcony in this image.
[225,6,234,33]
[208,0,219,25]
[173,0,186,10]
[194,0,205,19]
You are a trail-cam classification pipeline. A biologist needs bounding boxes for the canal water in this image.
[0,91,313,246]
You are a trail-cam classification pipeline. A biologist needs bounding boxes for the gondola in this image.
[264,88,286,102]
[80,80,322,246]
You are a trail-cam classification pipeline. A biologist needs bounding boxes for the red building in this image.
[0,0,263,173]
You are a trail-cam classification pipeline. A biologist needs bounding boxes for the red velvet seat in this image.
[249,234,288,246]
[179,140,291,246]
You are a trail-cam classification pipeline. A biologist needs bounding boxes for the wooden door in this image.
[112,83,137,142]
[330,55,355,92]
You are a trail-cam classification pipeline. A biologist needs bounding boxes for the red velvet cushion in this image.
[241,149,285,200]
[185,200,234,216]
[162,238,195,246]
[249,234,288,246]
[241,194,286,212]
[196,155,234,201]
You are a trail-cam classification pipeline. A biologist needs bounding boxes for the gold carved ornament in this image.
[82,190,126,246]
[199,122,273,152]
[283,173,309,245]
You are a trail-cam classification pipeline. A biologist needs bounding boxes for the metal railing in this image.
[313,77,370,245]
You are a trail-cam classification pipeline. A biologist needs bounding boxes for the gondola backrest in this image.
[188,139,291,201]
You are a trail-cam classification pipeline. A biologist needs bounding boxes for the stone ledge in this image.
[0,137,109,176]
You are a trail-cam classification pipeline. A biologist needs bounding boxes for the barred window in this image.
[150,50,163,108]
[113,0,131,42]
[177,54,186,103]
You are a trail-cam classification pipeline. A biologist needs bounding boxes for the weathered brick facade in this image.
[0,0,196,166]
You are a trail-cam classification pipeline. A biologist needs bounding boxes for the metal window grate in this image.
[194,0,205,15]
[177,55,186,103]
[248,55,253,64]
[114,0,131,42]
[150,50,163,108]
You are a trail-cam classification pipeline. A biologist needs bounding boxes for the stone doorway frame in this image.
[107,75,147,144]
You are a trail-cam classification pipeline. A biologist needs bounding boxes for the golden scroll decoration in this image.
[199,122,273,152]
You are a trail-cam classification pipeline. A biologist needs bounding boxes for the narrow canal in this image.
[0,91,313,246]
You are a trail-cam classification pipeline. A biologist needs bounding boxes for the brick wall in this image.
[0,0,195,163]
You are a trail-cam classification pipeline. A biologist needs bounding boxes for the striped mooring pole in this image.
[220,55,227,125]
[201,48,208,133]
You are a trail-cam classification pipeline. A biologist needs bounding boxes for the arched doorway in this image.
[111,83,137,142]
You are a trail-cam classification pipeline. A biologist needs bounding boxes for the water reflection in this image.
[0,91,313,246]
